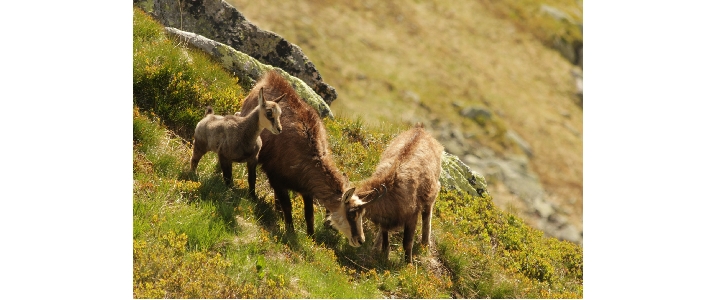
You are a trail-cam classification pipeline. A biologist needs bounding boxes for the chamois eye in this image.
[266,110,273,118]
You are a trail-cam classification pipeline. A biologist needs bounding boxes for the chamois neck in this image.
[357,174,393,215]
[307,164,346,212]
[241,106,263,141]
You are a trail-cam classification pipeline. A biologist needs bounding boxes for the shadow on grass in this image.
[188,173,261,235]
[314,221,422,274]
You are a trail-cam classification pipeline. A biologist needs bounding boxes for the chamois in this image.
[238,70,358,241]
[190,87,285,197]
[330,123,444,263]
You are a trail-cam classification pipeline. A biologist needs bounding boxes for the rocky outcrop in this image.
[440,152,488,198]
[165,27,334,118]
[135,0,338,106]
[434,108,583,244]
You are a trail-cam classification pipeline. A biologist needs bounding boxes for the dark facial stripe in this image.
[348,210,359,237]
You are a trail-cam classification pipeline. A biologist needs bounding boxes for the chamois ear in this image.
[342,172,349,183]
[273,93,287,103]
[341,187,356,205]
[258,87,265,107]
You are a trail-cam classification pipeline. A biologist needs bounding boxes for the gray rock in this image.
[440,152,488,197]
[576,44,583,68]
[506,130,533,157]
[540,5,576,24]
[533,197,554,219]
[462,154,482,167]
[135,0,338,106]
[548,213,568,225]
[460,106,492,120]
[472,147,496,159]
[553,36,577,65]
[450,127,466,145]
[571,67,583,107]
[442,139,466,157]
[165,27,334,118]
[556,225,582,244]
[402,90,420,103]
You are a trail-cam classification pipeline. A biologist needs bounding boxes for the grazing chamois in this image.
[329,123,444,263]
[190,87,285,196]
[238,70,359,242]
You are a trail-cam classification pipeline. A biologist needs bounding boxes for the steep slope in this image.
[133,7,582,298]
[226,0,583,240]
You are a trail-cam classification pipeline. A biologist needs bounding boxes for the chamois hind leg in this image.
[218,154,233,186]
[190,142,207,172]
[301,194,316,237]
[403,215,419,263]
[421,203,434,246]
[246,158,258,199]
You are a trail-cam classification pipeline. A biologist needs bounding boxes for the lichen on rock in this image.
[440,151,488,197]
[165,27,334,119]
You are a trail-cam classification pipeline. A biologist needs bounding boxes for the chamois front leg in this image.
[270,181,294,233]
[246,158,258,199]
[373,227,390,261]
[190,142,207,172]
[302,194,315,237]
[218,154,233,186]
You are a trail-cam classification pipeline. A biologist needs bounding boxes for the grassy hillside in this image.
[226,0,583,233]
[133,7,582,298]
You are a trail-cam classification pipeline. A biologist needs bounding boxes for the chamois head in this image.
[327,185,386,247]
[257,87,285,134]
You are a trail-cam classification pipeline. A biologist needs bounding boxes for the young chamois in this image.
[190,87,285,196]
[329,123,444,263]
[238,70,359,243]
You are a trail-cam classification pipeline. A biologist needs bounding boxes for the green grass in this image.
[133,7,246,140]
[133,6,582,298]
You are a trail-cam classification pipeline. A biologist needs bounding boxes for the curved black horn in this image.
[363,183,387,207]
[378,183,387,199]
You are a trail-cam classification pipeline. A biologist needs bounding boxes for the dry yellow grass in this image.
[227,0,583,230]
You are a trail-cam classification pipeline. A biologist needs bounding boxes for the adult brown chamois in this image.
[238,70,358,242]
[329,123,444,263]
[190,87,285,197]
